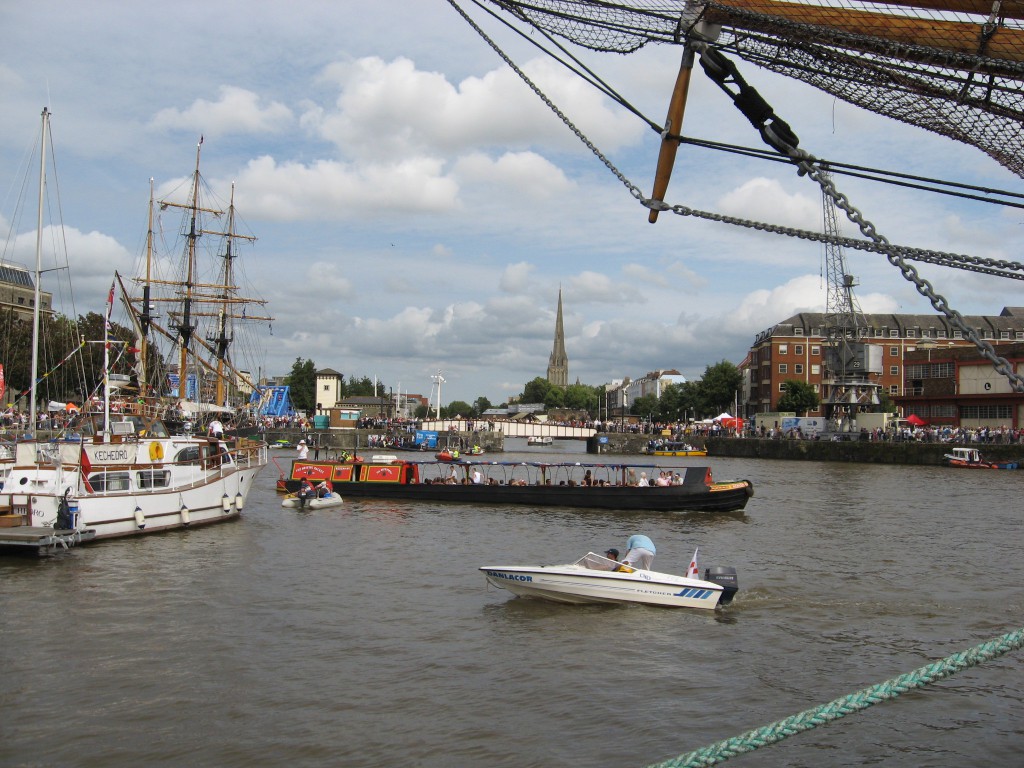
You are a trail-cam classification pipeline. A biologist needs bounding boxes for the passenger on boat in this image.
[582,470,593,486]
[315,480,333,498]
[592,548,620,571]
[297,478,316,509]
[208,418,224,439]
[471,468,483,484]
[622,534,656,570]
[297,440,309,460]
[637,472,650,487]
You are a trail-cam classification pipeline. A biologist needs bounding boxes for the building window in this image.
[811,364,820,375]
[906,329,916,337]
[889,329,899,337]
[937,330,947,338]
[1016,332,1024,340]
[961,404,1013,420]
[17,297,24,304]
[813,383,819,392]
[323,384,330,391]
[794,328,804,335]
[889,385,899,394]
[794,344,803,355]
[778,344,788,355]
[810,345,820,355]
[953,330,962,338]
[890,346,898,356]
[1000,331,1010,339]
[778,383,786,392]
[794,364,803,374]
[889,365,899,376]
[779,364,788,374]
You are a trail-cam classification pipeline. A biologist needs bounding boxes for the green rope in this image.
[647,627,1024,768]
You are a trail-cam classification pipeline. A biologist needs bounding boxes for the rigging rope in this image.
[448,0,1024,392]
[644,626,1024,767]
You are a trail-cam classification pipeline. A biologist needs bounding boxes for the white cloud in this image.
[150,86,294,136]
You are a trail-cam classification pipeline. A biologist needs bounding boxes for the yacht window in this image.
[89,471,130,492]
[137,470,171,489]
[175,446,201,464]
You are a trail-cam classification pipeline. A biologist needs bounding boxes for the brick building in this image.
[744,309,1024,424]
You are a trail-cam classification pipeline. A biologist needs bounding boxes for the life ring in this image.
[148,441,164,462]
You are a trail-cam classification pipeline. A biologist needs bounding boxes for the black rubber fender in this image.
[744,480,754,498]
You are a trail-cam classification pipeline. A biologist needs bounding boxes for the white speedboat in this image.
[480,552,738,609]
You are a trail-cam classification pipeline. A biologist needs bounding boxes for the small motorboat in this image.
[942,447,1019,469]
[527,436,553,446]
[480,552,738,610]
[434,450,461,462]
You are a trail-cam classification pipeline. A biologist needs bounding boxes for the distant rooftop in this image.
[0,264,34,288]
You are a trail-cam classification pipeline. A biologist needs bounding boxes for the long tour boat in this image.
[276,456,753,513]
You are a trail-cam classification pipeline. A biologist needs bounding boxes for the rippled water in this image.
[2,453,1022,767]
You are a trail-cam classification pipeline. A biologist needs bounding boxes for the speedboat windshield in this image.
[574,552,620,571]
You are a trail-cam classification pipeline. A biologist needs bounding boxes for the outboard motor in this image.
[704,566,739,604]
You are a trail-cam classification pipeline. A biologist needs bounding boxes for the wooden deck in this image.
[0,526,96,556]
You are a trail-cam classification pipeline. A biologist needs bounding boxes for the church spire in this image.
[547,288,569,388]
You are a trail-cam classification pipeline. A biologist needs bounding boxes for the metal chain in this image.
[446,0,646,202]
[452,1,1024,391]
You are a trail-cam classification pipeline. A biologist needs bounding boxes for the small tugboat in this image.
[942,447,1018,470]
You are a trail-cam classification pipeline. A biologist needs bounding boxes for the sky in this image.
[2,1,1022,407]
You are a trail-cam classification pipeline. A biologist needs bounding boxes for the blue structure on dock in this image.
[250,385,296,417]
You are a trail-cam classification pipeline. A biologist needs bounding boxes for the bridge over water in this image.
[419,419,595,440]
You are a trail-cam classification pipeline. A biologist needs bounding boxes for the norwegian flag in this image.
[687,548,699,579]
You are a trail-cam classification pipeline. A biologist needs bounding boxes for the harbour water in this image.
[1,451,1022,767]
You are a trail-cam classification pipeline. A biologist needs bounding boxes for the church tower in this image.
[546,289,569,388]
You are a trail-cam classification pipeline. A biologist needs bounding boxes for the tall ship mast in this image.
[123,139,272,425]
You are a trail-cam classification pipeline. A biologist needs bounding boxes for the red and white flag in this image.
[0,363,5,401]
[687,548,699,579]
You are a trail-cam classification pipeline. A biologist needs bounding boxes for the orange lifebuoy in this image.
[148,441,164,462]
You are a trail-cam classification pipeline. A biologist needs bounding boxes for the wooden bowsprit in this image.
[648,44,696,223]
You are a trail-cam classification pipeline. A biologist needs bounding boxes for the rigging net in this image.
[485,0,1024,179]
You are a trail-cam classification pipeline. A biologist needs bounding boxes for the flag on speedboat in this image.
[687,548,699,579]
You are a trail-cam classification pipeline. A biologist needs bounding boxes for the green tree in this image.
[876,390,895,413]
[446,400,472,418]
[286,358,317,412]
[776,380,820,415]
[656,381,702,421]
[697,360,743,415]
[522,376,553,404]
[346,375,387,397]
[564,383,599,413]
[543,386,564,409]
[630,393,658,421]
[472,396,492,415]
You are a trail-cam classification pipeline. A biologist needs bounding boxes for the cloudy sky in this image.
[2,1,1021,406]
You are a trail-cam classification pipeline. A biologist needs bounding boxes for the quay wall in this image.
[254,428,1024,466]
[705,437,1024,466]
